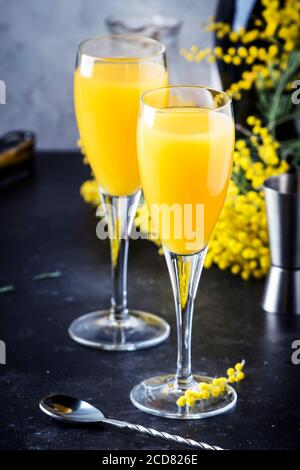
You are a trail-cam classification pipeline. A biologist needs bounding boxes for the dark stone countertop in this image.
[0,152,300,451]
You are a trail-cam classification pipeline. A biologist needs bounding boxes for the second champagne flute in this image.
[70,35,170,350]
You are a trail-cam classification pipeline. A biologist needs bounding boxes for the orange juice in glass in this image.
[70,36,170,351]
[138,106,234,254]
[74,59,168,196]
[131,86,236,419]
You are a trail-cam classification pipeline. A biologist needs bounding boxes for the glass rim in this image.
[140,85,232,112]
[78,34,166,63]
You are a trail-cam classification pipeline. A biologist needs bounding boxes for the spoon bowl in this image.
[40,394,104,423]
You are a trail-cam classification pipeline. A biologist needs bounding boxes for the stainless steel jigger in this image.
[262,174,300,315]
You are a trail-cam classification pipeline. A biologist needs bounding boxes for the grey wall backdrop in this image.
[0,0,217,149]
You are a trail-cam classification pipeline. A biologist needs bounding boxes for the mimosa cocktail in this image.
[69,35,170,351]
[131,86,237,419]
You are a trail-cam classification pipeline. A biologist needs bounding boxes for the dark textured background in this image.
[0,153,300,450]
[0,0,218,150]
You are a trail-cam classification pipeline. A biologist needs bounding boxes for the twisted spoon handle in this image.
[104,418,223,451]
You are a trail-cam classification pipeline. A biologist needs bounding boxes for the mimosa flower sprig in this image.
[181,0,300,173]
[176,360,245,408]
[181,0,300,100]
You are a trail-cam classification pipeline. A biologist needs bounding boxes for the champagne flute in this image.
[131,86,237,417]
[70,35,170,350]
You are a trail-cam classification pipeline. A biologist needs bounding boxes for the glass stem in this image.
[164,247,207,389]
[100,190,141,321]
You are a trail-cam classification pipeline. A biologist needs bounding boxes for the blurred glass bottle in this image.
[106,15,183,83]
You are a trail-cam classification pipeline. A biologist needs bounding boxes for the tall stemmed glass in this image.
[131,86,237,417]
[70,35,170,350]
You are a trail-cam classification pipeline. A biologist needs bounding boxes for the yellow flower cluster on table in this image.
[176,361,245,408]
[181,0,300,100]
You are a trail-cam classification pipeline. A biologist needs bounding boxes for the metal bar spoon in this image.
[39,394,223,451]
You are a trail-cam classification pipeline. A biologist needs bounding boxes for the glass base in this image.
[130,374,237,419]
[68,310,170,351]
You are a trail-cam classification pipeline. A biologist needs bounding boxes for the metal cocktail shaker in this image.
[262,174,300,314]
